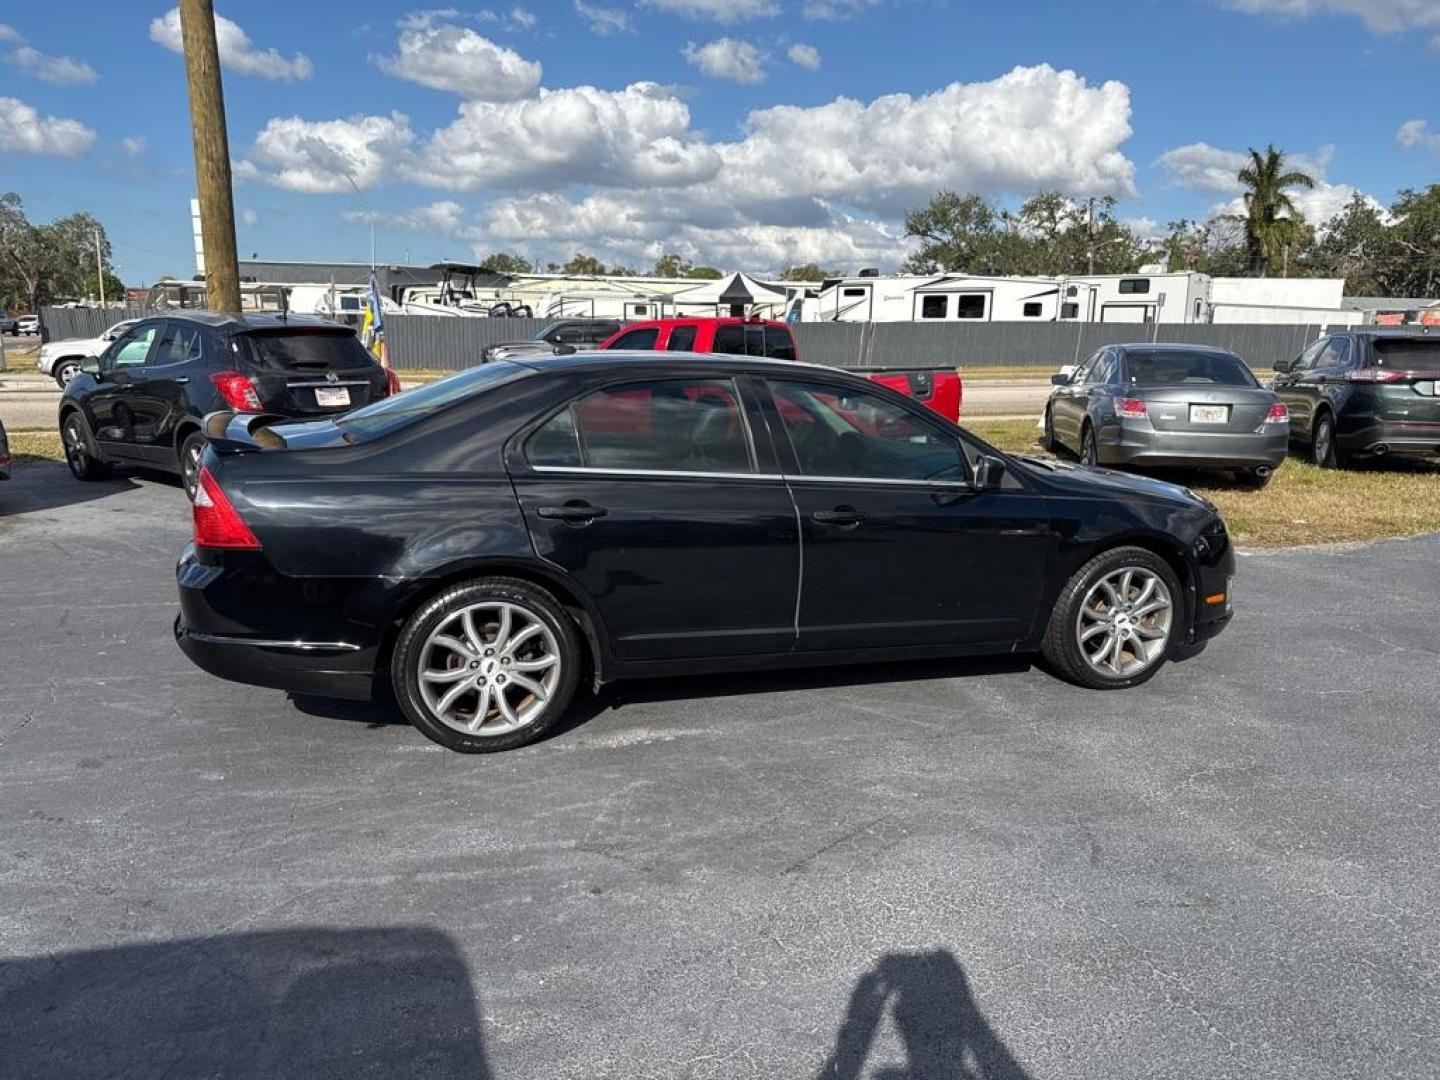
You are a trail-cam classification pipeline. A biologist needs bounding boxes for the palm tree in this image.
[1237,145,1314,277]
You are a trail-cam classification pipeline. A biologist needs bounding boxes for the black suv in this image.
[59,312,391,497]
[1273,329,1440,466]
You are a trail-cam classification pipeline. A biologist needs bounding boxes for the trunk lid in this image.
[1138,386,1277,434]
[1369,338,1440,424]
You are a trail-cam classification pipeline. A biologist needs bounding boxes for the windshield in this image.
[335,362,531,439]
[1373,338,1440,369]
[1123,350,1256,387]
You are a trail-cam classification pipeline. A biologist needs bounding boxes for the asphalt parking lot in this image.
[2,461,1437,1079]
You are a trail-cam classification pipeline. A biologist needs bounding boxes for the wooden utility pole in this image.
[179,0,240,312]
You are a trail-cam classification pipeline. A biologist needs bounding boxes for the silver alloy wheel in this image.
[63,417,86,470]
[417,601,561,736]
[58,362,78,386]
[1075,567,1173,678]
[1314,418,1333,463]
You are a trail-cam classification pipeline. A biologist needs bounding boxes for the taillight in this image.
[1114,396,1148,419]
[1264,401,1289,424]
[1345,368,1406,383]
[210,371,263,411]
[384,367,402,397]
[193,466,260,549]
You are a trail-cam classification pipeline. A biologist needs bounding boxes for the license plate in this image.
[1190,404,1229,424]
[314,387,351,407]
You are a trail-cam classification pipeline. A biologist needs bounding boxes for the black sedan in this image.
[176,353,1236,753]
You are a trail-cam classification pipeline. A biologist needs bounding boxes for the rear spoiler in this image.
[203,411,290,453]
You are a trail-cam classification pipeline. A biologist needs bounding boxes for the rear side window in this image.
[667,325,698,351]
[526,378,754,474]
[763,326,796,361]
[1373,339,1440,369]
[1123,350,1256,387]
[712,325,747,355]
[606,327,659,351]
[240,330,377,372]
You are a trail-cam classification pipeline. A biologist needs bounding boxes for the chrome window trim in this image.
[528,464,972,488]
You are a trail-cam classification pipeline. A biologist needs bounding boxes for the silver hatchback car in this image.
[1045,344,1289,487]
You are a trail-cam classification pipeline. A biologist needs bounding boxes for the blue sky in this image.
[1,1,1437,284]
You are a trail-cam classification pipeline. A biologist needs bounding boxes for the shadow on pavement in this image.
[0,460,139,517]
[0,926,492,1080]
[818,949,1032,1080]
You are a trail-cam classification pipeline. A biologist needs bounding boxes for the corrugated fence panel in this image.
[39,308,1329,371]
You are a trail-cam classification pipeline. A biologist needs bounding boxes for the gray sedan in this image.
[1044,344,1289,487]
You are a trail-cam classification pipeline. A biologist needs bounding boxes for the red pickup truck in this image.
[598,317,962,423]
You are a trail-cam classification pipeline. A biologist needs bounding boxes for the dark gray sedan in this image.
[1044,344,1289,486]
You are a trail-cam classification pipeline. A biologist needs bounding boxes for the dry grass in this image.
[970,418,1440,548]
[6,429,62,464]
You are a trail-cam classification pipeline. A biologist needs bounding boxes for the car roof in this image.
[621,316,789,328]
[1340,327,1438,340]
[512,350,840,379]
[130,310,345,332]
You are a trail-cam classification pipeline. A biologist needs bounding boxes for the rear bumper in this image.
[1336,420,1440,457]
[1102,425,1289,469]
[175,546,378,701]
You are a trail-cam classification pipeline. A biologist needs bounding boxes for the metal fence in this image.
[39,307,1333,371]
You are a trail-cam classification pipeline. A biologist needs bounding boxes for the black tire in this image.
[391,577,582,753]
[1080,423,1099,467]
[1311,412,1344,468]
[1042,405,1059,453]
[1041,546,1183,690]
[60,411,113,481]
[178,430,207,500]
[53,360,81,388]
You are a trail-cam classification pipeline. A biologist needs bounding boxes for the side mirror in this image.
[1272,358,1293,374]
[1050,372,1072,386]
[81,357,102,377]
[974,454,1006,491]
[551,343,578,356]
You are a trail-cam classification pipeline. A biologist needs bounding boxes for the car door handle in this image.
[536,503,607,523]
[812,507,865,528]
[174,376,190,384]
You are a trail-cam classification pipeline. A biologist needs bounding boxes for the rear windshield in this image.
[240,329,378,372]
[1373,339,1440,369]
[1122,350,1256,387]
[333,362,530,440]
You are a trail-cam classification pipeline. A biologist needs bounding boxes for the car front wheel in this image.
[1042,546,1182,690]
[392,577,582,752]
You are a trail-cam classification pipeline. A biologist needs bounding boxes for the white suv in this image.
[37,320,137,387]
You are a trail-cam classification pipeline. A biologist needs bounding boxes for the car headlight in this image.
[1192,518,1229,563]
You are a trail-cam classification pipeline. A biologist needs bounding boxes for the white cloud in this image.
[0,24,21,43]
[0,95,96,157]
[642,0,780,21]
[574,0,632,34]
[120,135,147,156]
[787,42,821,69]
[1221,0,1440,35]
[509,6,537,29]
[241,207,260,227]
[802,0,886,18]
[149,8,312,81]
[342,200,473,236]
[235,112,416,193]
[1156,142,1249,193]
[682,38,766,83]
[412,82,723,190]
[1162,141,1384,226]
[377,22,541,100]
[1397,118,1440,152]
[6,44,99,84]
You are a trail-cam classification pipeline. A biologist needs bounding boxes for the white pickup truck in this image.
[37,320,138,387]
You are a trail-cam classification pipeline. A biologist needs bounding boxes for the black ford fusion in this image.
[176,353,1235,753]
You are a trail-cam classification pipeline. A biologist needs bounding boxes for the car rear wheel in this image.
[1042,546,1181,690]
[1042,405,1059,452]
[53,360,81,388]
[1311,412,1345,468]
[179,431,207,500]
[392,577,582,753]
[1080,424,1099,466]
[61,412,112,481]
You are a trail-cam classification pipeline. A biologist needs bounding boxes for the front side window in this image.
[526,378,754,474]
[955,294,986,319]
[1292,340,1328,372]
[606,327,659,351]
[768,379,966,483]
[108,324,159,368]
[1314,338,1351,369]
[153,323,202,366]
[920,295,947,319]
